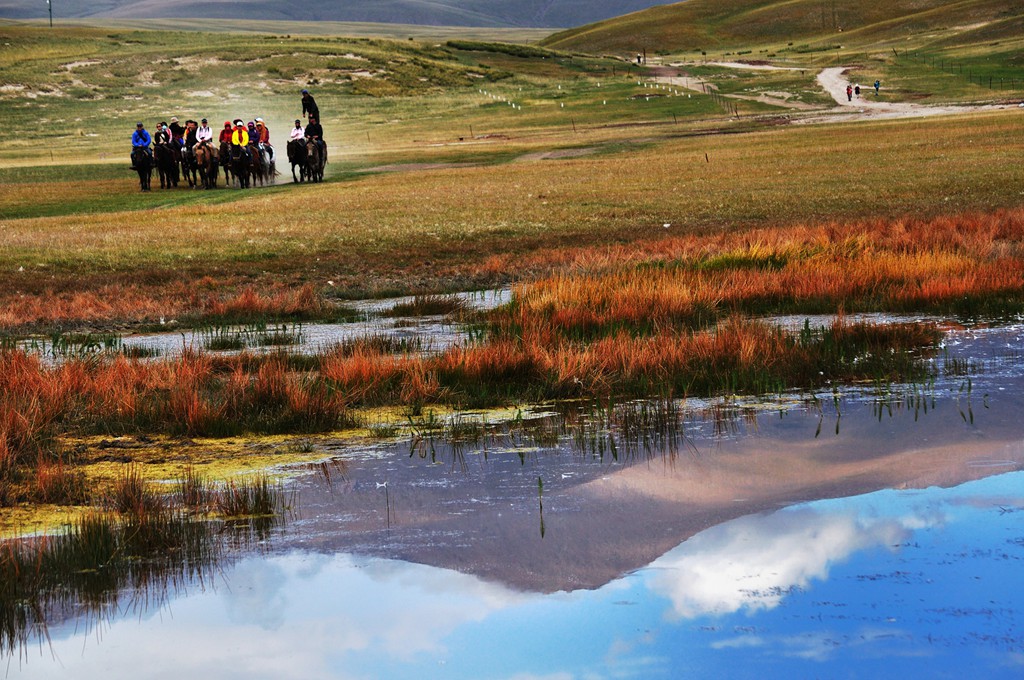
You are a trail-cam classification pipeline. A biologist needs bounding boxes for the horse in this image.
[287,139,307,182]
[230,144,251,188]
[247,142,265,186]
[180,145,199,188]
[259,144,277,184]
[219,142,233,186]
[130,148,153,191]
[170,143,187,186]
[305,139,325,183]
[195,142,218,189]
[153,143,178,189]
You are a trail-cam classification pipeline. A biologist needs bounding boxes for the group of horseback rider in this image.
[133,116,276,165]
[130,89,326,173]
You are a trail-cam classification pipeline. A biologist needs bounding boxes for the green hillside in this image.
[541,0,1024,55]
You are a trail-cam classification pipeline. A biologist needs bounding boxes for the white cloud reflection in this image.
[27,552,533,680]
[646,507,940,619]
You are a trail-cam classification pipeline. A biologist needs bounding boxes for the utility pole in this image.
[47,0,53,27]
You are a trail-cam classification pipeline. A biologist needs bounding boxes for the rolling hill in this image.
[541,0,1024,55]
[0,0,676,29]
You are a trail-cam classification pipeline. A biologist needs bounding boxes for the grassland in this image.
[1,13,1023,516]
[542,0,1024,56]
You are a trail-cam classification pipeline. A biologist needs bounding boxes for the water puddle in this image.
[18,288,513,360]
[4,321,1024,677]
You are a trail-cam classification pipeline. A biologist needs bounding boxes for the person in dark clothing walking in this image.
[302,89,320,121]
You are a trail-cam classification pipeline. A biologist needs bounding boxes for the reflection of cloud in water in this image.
[224,559,289,631]
[647,508,937,619]
[26,553,532,680]
[711,627,919,662]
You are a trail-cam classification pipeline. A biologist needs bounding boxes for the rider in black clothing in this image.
[301,89,320,121]
[168,116,185,144]
[304,116,326,163]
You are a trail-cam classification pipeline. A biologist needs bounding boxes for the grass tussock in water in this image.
[385,294,470,318]
[215,473,291,518]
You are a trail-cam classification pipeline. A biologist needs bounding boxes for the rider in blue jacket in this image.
[132,122,152,159]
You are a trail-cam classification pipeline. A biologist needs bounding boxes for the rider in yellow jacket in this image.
[231,120,249,147]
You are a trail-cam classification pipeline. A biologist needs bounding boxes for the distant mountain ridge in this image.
[0,0,681,29]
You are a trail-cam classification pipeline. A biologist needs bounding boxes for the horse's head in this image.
[131,148,150,169]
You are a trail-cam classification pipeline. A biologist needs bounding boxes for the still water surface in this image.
[8,321,1024,679]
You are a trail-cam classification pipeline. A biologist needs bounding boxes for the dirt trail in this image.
[814,66,1013,121]
[649,65,821,112]
[651,63,1012,122]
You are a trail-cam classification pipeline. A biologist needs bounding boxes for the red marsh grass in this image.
[0,311,940,505]
[0,282,335,332]
[490,207,1024,337]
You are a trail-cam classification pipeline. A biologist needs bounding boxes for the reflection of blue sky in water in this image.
[22,472,1024,679]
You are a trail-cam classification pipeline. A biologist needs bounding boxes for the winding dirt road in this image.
[813,66,998,120]
[652,63,1014,122]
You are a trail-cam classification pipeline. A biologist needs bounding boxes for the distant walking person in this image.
[302,89,319,121]
[874,79,881,95]
[846,84,853,101]
[854,84,861,96]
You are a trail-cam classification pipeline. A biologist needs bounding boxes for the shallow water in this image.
[18,288,513,360]
[21,474,1024,680]
[6,321,1024,678]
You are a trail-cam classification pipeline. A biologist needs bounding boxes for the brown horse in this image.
[305,140,325,183]
[195,142,217,189]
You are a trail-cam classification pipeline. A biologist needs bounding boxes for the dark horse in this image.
[305,140,325,183]
[180,145,199,188]
[248,142,266,187]
[219,142,233,187]
[131,148,153,191]
[230,144,251,188]
[287,139,307,183]
[153,143,178,189]
[195,142,218,189]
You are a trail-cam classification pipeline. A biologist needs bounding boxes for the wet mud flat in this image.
[5,321,1024,678]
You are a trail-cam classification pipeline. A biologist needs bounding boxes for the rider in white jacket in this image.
[196,119,213,145]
